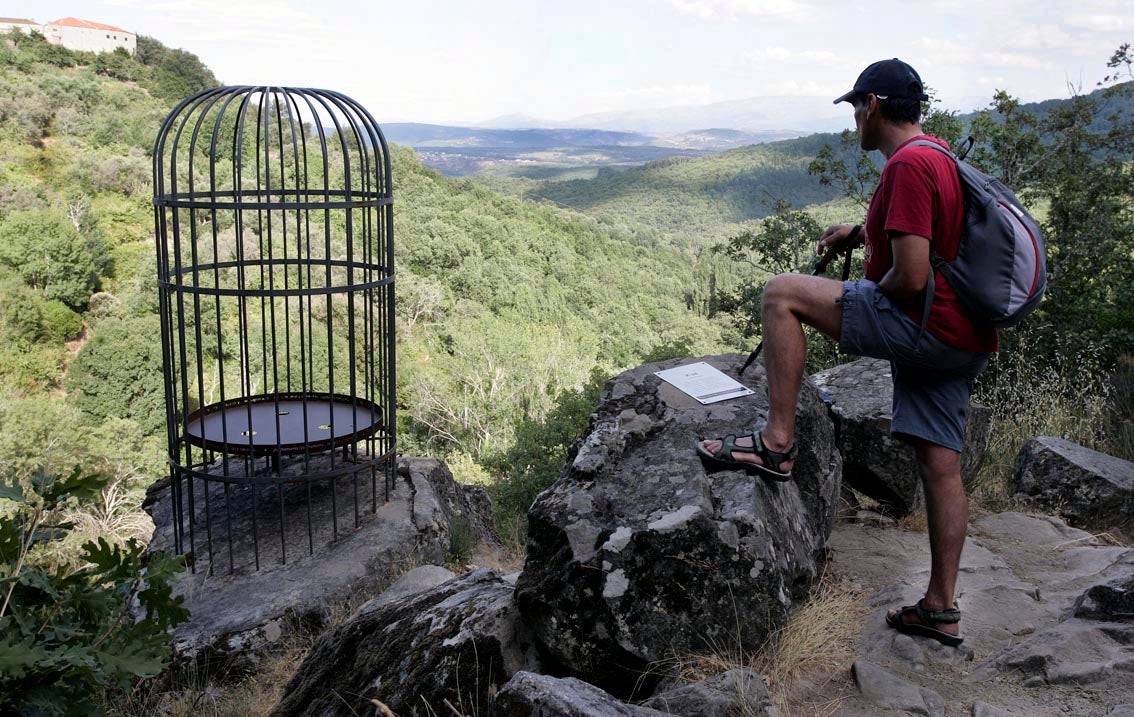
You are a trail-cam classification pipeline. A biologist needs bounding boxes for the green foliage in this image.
[38,300,83,343]
[485,369,606,548]
[0,209,103,309]
[66,316,166,434]
[516,134,843,250]
[0,467,188,716]
[713,200,824,340]
[7,30,81,69]
[133,36,219,101]
[965,75,1134,361]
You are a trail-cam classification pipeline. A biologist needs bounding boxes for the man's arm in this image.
[879,233,930,301]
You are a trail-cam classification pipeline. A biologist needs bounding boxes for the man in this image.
[697,59,993,647]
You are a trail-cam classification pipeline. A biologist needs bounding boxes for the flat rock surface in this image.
[797,511,1134,716]
[145,456,486,667]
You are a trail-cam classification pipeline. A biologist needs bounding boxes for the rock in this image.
[515,354,841,694]
[1014,437,1134,530]
[1073,552,1134,622]
[972,702,1020,717]
[1108,706,1134,717]
[812,357,991,514]
[644,669,771,716]
[357,564,456,615]
[852,661,945,717]
[276,569,541,717]
[489,672,666,716]
[143,456,486,670]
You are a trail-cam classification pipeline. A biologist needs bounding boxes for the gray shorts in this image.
[838,279,989,452]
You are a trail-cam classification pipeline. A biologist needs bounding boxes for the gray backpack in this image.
[913,139,1047,329]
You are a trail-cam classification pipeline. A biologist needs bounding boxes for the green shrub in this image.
[485,369,605,550]
[39,300,83,342]
[0,281,43,344]
[0,468,189,715]
[66,315,166,435]
[0,209,101,309]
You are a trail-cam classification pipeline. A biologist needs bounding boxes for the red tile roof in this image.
[46,17,132,34]
[0,18,38,25]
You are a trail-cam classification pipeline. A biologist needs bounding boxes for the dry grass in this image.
[660,566,868,717]
[897,510,928,533]
[107,627,311,717]
[104,561,423,717]
[969,341,1123,504]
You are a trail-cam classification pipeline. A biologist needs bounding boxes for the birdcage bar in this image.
[154,86,396,575]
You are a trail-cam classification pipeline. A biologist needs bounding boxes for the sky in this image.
[8,0,1131,126]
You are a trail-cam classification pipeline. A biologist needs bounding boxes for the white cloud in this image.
[998,24,1077,51]
[668,0,718,18]
[1064,14,1129,31]
[750,47,835,62]
[668,0,811,19]
[981,51,1052,70]
[596,83,714,106]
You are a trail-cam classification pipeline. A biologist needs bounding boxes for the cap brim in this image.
[832,90,856,105]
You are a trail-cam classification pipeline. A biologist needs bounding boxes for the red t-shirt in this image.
[863,135,998,353]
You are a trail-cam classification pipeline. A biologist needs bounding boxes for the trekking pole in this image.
[737,224,862,376]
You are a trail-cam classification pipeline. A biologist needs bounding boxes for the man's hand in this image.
[817,223,866,255]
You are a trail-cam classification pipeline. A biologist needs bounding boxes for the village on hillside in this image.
[0,15,134,54]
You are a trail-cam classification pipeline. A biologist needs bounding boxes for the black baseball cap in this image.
[833,58,930,104]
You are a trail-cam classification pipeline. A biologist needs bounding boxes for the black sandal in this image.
[885,599,964,647]
[696,430,796,482]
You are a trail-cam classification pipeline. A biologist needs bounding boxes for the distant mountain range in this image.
[387,83,1132,178]
[382,123,803,151]
[381,123,808,177]
[473,94,992,135]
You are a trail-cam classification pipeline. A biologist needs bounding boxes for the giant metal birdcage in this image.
[153,86,395,574]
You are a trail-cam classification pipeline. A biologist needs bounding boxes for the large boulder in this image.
[1014,436,1134,530]
[143,456,488,669]
[812,357,992,514]
[514,354,841,694]
[276,568,541,717]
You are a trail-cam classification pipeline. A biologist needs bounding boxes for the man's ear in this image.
[864,93,878,117]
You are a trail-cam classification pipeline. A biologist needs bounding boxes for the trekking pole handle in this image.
[814,224,862,274]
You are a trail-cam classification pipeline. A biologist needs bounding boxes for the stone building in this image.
[0,17,38,35]
[42,17,136,55]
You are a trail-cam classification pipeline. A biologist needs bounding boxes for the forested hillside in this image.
[481,82,1134,255]
[482,133,847,251]
[0,29,722,540]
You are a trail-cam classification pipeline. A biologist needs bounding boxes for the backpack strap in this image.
[908,139,960,350]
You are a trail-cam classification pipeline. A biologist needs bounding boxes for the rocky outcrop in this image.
[812,357,992,514]
[980,548,1134,687]
[489,672,667,716]
[644,669,772,716]
[1072,552,1134,621]
[144,456,487,669]
[1014,436,1134,530]
[514,354,841,694]
[276,569,541,717]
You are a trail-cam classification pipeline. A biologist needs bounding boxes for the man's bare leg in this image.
[698,274,845,469]
[888,440,966,636]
